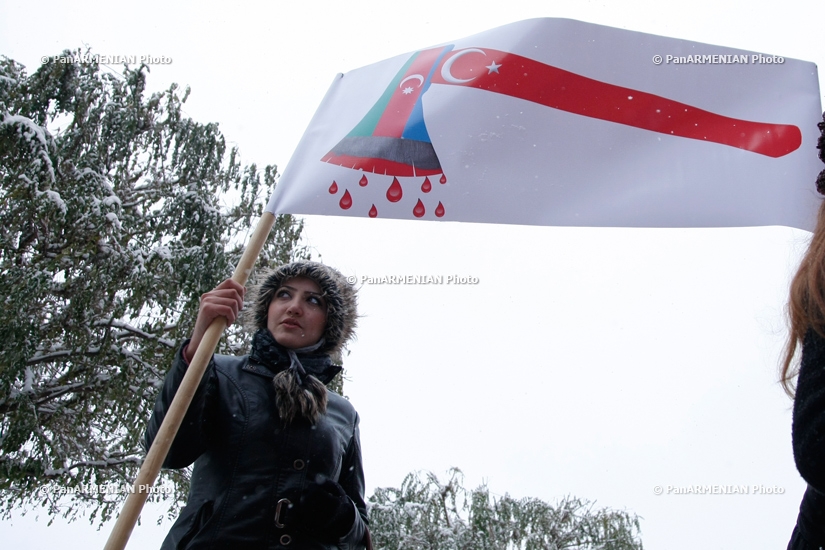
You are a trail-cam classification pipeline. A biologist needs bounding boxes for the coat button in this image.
[293,459,305,470]
[280,534,292,545]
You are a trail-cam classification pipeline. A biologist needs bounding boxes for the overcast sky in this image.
[2,1,824,549]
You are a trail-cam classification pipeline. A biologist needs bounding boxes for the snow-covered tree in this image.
[369,468,644,550]
[0,52,307,522]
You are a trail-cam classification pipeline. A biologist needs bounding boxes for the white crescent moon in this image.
[400,74,424,88]
[441,48,487,84]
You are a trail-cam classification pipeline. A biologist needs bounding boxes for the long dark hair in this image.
[782,113,825,397]
[783,200,825,396]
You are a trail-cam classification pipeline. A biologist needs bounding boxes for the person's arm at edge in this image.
[793,330,825,492]
[337,412,370,549]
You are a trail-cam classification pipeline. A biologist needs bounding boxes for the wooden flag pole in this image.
[103,212,277,550]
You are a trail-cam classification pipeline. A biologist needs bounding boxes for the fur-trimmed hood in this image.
[248,261,357,355]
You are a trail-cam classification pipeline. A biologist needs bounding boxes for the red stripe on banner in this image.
[373,48,445,138]
[320,152,444,177]
[431,48,801,158]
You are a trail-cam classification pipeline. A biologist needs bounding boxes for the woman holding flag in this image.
[145,261,370,549]
[782,114,825,550]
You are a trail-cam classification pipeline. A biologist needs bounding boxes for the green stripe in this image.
[347,52,421,138]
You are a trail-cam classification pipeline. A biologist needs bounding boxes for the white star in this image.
[402,87,414,95]
[486,61,502,74]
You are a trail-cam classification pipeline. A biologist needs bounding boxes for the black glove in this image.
[295,479,355,543]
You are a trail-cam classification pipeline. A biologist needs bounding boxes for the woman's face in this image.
[266,277,327,350]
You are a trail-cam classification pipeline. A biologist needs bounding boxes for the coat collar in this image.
[244,329,342,385]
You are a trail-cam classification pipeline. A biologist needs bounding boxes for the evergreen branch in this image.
[26,347,103,366]
[97,319,176,347]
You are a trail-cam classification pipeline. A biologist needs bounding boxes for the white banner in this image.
[268,18,822,230]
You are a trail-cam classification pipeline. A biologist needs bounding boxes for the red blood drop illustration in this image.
[413,199,426,218]
[369,204,378,218]
[329,181,338,194]
[439,174,447,184]
[421,177,432,193]
[339,189,353,210]
[359,174,369,187]
[435,201,445,218]
[386,177,403,202]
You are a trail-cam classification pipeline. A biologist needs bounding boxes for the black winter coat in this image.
[788,330,825,550]
[145,338,369,550]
